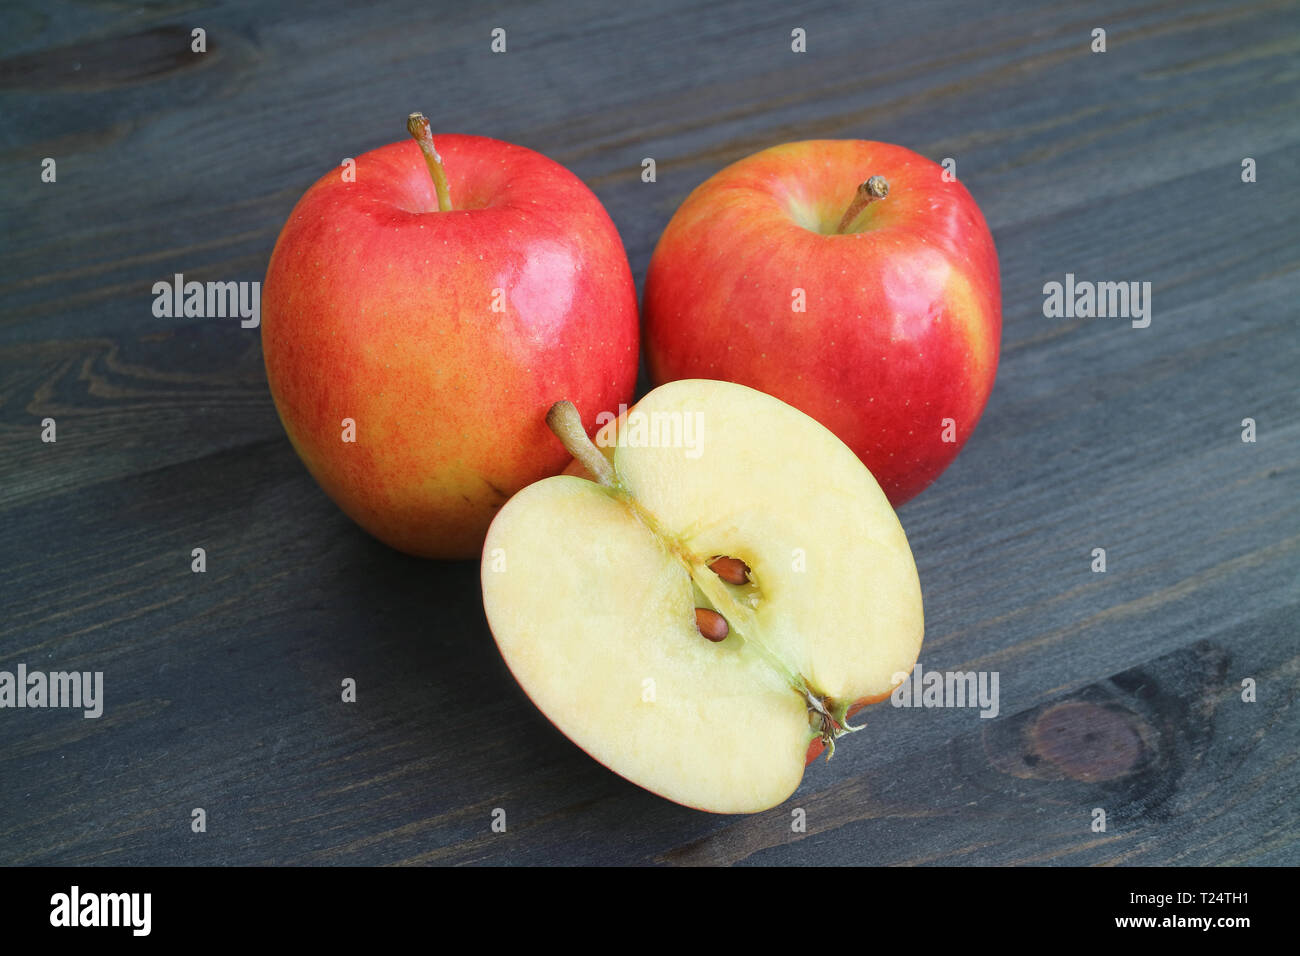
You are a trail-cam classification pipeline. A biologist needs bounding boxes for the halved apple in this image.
[480,380,923,813]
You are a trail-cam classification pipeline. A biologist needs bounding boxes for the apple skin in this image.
[263,134,639,558]
[643,139,1000,506]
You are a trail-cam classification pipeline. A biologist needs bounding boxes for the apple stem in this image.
[406,112,452,212]
[834,175,889,233]
[546,401,618,488]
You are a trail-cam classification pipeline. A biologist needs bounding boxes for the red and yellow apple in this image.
[482,380,924,813]
[643,139,1000,506]
[262,115,638,558]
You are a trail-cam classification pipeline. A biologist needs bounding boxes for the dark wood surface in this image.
[1,0,1296,866]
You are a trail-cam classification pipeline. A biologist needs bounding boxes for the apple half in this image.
[480,380,923,813]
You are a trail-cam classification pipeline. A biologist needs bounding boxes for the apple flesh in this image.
[481,380,923,813]
[643,139,1000,506]
[263,122,638,558]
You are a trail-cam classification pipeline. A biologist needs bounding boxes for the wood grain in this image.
[0,0,1296,865]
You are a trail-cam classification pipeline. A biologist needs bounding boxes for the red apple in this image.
[643,140,1000,506]
[262,115,639,558]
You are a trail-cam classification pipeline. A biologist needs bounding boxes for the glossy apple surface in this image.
[263,133,639,558]
[643,139,1000,506]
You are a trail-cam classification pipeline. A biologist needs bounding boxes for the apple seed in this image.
[708,555,751,585]
[694,608,730,642]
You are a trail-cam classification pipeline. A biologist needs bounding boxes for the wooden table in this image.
[1,0,1296,866]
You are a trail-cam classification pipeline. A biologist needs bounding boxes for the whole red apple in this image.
[643,140,1000,505]
[262,115,639,558]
